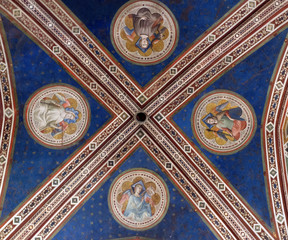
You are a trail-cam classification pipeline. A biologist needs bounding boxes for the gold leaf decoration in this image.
[41,127,53,134]
[205,103,217,114]
[152,40,164,52]
[120,29,128,41]
[67,98,77,109]
[53,132,64,140]
[204,129,216,139]
[65,123,77,135]
[161,28,169,40]
[152,193,160,205]
[77,111,82,122]
[132,177,144,184]
[126,38,139,52]
[138,47,153,56]
[124,15,134,30]
[145,182,156,191]
[121,181,132,192]
[117,193,123,203]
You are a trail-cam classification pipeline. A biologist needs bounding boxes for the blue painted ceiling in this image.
[61,0,240,86]
[1,0,287,239]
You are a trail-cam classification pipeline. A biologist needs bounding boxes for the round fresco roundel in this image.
[24,84,90,149]
[192,90,257,154]
[111,0,179,65]
[108,168,169,230]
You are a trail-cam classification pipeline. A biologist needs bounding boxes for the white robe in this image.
[34,100,66,130]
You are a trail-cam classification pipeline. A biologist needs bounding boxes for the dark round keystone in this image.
[136,112,147,122]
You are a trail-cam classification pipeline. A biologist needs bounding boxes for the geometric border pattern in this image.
[0,0,287,239]
[0,18,17,217]
[262,36,288,239]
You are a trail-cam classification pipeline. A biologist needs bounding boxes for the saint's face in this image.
[135,185,143,195]
[65,112,75,120]
[146,187,155,196]
[206,117,218,125]
[140,35,149,49]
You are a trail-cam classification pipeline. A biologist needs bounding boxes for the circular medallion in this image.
[111,0,179,65]
[24,84,90,149]
[192,90,256,154]
[108,168,169,230]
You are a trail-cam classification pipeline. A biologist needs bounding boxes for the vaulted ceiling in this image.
[0,0,287,239]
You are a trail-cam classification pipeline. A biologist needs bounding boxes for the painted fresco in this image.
[56,148,217,240]
[0,0,287,239]
[0,17,112,222]
[172,31,288,226]
[192,90,256,154]
[109,169,169,230]
[24,84,90,148]
[111,0,178,65]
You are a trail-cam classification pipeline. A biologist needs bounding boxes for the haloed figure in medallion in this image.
[33,93,80,138]
[121,8,169,55]
[202,101,247,142]
[119,181,156,221]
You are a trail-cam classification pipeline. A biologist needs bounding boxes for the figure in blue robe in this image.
[120,181,153,221]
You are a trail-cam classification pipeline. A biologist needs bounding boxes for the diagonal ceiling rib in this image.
[145,0,288,116]
[0,0,287,239]
[0,17,17,218]
[262,35,288,240]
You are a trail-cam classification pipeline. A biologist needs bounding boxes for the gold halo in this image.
[67,98,78,109]
[138,47,153,57]
[205,102,217,114]
[53,132,64,140]
[204,129,216,139]
[124,15,133,29]
[117,193,123,203]
[161,28,169,40]
[132,177,144,184]
[152,193,161,205]
[121,181,132,192]
[77,112,82,122]
[65,123,77,135]
[151,205,156,215]
[152,40,164,52]
[215,137,227,145]
[145,182,156,191]
[126,38,139,52]
[41,127,53,134]
[120,29,128,41]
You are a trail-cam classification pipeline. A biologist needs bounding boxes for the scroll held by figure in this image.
[24,84,90,149]
[109,169,169,230]
[111,0,178,65]
[192,91,256,154]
